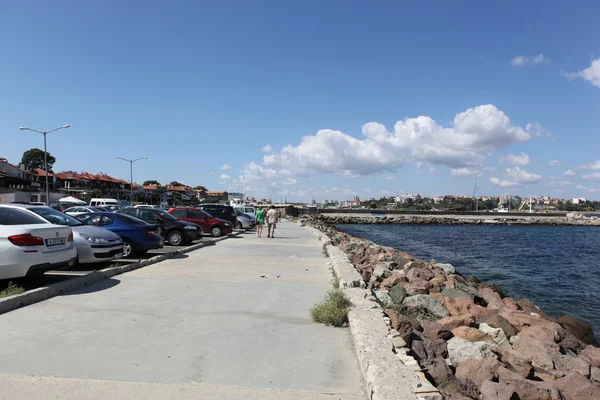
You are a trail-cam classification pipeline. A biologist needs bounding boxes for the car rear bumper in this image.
[0,245,78,280]
[27,257,78,276]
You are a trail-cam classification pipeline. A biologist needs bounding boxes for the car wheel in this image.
[167,230,184,246]
[123,240,135,258]
[211,226,223,237]
[236,221,243,229]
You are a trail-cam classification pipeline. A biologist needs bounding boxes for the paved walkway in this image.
[0,221,365,399]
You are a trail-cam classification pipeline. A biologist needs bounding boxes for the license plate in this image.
[46,237,66,247]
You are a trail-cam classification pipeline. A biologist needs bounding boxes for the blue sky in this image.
[1,1,599,202]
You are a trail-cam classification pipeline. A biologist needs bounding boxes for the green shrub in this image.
[0,282,25,298]
[310,289,352,327]
[322,244,330,258]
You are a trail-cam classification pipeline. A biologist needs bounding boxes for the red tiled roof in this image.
[143,184,158,190]
[167,185,189,192]
[206,191,226,195]
[28,168,53,177]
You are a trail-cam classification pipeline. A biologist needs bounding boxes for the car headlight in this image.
[79,234,110,244]
[184,226,197,230]
[225,222,232,227]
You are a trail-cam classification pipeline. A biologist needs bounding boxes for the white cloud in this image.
[384,176,395,181]
[510,53,550,66]
[548,180,572,187]
[261,144,272,153]
[499,152,530,166]
[220,164,231,170]
[582,172,600,180]
[415,162,424,168]
[263,104,538,177]
[490,167,543,187]
[548,159,562,167]
[576,184,586,190]
[219,174,231,180]
[577,160,600,170]
[282,178,297,186]
[562,57,600,88]
[562,169,576,177]
[450,168,479,176]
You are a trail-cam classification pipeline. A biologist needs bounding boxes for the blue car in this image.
[75,212,164,257]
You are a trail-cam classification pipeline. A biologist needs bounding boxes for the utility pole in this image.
[115,156,147,204]
[19,125,70,205]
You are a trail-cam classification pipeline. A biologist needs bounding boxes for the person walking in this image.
[255,207,265,238]
[266,205,279,238]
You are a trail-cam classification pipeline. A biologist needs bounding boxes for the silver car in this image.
[7,204,124,264]
[234,209,254,229]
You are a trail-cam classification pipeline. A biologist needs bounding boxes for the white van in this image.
[235,206,256,220]
[89,198,119,207]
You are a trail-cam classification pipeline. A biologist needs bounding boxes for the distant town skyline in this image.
[2,2,599,202]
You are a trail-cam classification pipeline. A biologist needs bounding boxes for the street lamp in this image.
[19,125,70,205]
[115,156,147,204]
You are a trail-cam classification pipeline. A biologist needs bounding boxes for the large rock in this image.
[558,332,584,354]
[455,358,502,388]
[579,345,600,368]
[497,367,563,399]
[410,336,448,361]
[434,263,456,274]
[443,296,478,317]
[557,315,598,346]
[555,371,600,400]
[422,320,454,341]
[519,322,566,344]
[408,277,433,294]
[387,284,407,305]
[451,326,493,343]
[491,347,534,379]
[479,287,505,310]
[447,336,495,366]
[372,263,391,279]
[373,291,393,307]
[479,381,517,400]
[441,288,474,300]
[403,294,450,320]
[422,356,456,389]
[499,310,550,332]
[380,271,406,289]
[518,298,552,319]
[407,267,434,282]
[512,335,562,372]
[437,314,476,330]
[479,322,511,348]
[554,355,591,379]
[383,309,415,341]
[479,313,517,337]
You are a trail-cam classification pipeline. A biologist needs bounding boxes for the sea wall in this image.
[313,213,600,226]
[302,216,600,400]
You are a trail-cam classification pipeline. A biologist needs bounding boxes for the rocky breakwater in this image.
[303,217,600,400]
[314,213,600,226]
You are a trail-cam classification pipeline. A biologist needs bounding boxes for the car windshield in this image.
[114,213,148,225]
[29,207,83,226]
[198,209,213,218]
[0,208,47,225]
[157,210,178,221]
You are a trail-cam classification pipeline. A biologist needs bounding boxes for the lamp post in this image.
[115,156,147,204]
[19,125,70,205]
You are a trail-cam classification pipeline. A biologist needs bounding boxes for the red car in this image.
[166,207,233,237]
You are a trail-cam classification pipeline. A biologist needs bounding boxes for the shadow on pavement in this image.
[62,278,121,296]
[170,253,189,259]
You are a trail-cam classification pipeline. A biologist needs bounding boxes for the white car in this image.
[0,207,77,280]
[5,205,124,265]
[64,206,99,216]
[234,209,254,229]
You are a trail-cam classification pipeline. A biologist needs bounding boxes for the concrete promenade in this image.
[0,221,365,399]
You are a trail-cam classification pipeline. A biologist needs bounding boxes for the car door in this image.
[171,208,189,222]
[188,209,209,232]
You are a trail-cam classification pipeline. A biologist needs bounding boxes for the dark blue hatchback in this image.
[75,212,164,257]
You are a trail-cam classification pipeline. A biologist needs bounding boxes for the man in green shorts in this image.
[255,207,265,238]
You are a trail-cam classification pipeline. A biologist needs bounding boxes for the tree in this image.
[194,185,207,191]
[21,148,56,172]
[169,181,184,187]
[143,180,160,186]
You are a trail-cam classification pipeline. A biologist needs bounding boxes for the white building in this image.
[572,197,587,204]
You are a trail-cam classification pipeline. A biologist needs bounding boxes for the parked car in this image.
[89,198,119,207]
[166,207,233,237]
[64,206,108,216]
[50,202,78,212]
[4,204,124,264]
[0,206,77,279]
[234,206,256,220]
[118,207,202,245]
[75,212,164,257]
[197,204,238,227]
[234,208,254,229]
[103,205,122,212]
